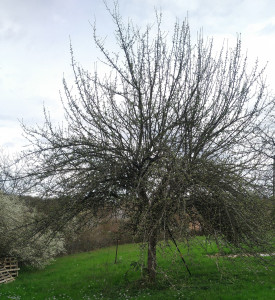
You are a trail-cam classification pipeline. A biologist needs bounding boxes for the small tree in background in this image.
[248,113,275,223]
[18,4,274,281]
[0,149,17,193]
[251,114,275,197]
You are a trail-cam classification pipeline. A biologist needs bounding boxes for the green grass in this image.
[0,239,274,299]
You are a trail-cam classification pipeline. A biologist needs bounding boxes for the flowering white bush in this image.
[0,191,65,268]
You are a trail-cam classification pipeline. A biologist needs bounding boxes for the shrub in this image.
[0,191,65,268]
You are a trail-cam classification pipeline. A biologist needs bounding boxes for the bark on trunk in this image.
[147,229,157,282]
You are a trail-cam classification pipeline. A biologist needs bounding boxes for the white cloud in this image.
[0,19,23,41]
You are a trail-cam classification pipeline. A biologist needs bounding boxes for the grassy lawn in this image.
[0,239,274,299]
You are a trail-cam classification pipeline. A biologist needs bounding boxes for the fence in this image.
[0,257,20,284]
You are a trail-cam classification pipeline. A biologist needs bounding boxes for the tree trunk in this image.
[147,229,157,282]
[273,156,275,198]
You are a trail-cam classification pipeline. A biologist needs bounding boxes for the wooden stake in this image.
[114,239,119,264]
[167,226,191,276]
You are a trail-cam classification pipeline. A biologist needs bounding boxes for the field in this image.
[0,239,274,299]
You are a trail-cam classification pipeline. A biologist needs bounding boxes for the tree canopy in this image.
[15,6,274,281]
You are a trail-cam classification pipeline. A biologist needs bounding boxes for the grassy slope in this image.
[0,239,274,300]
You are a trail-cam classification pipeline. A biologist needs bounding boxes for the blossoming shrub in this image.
[0,191,65,268]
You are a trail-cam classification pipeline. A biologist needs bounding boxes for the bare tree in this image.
[19,5,274,281]
[0,149,22,194]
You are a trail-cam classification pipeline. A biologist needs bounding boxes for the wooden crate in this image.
[0,266,15,284]
[0,257,20,284]
[1,257,20,277]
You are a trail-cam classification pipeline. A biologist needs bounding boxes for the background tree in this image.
[250,114,275,197]
[248,113,275,223]
[19,5,274,281]
[0,149,17,193]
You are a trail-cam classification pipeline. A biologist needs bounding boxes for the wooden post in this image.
[273,156,275,198]
[147,229,157,282]
[114,239,119,264]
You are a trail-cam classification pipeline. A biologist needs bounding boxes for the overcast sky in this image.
[1,0,275,153]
